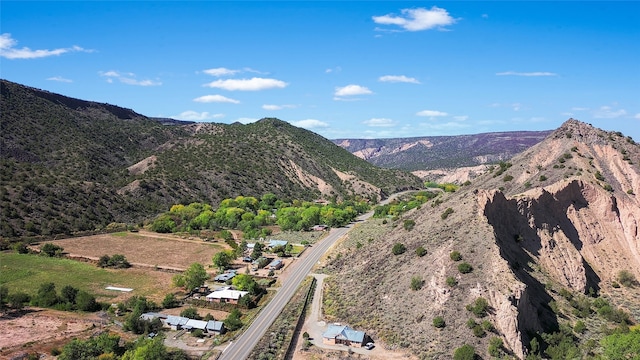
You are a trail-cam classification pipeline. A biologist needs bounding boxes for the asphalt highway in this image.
[219,210,375,360]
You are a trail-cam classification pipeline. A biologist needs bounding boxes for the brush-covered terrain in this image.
[321,120,640,359]
[0,79,421,239]
[334,131,551,171]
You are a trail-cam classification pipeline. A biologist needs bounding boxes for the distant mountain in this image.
[334,130,552,171]
[323,119,640,359]
[0,79,421,239]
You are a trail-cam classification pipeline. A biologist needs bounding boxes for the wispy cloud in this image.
[174,111,224,121]
[202,67,264,77]
[496,71,558,77]
[593,105,627,119]
[47,76,72,83]
[0,33,93,59]
[453,115,469,121]
[235,117,259,124]
[416,110,448,117]
[634,113,640,120]
[204,77,287,91]
[262,104,296,110]
[99,70,161,86]
[378,75,420,84]
[193,95,240,104]
[334,84,372,97]
[363,118,397,127]
[571,107,589,111]
[373,7,456,32]
[291,119,329,129]
[325,66,342,74]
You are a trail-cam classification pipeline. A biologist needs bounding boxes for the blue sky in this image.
[2,1,639,140]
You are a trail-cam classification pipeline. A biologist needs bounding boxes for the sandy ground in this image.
[0,308,108,359]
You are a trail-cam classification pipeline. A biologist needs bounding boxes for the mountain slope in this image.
[321,120,640,359]
[0,79,421,239]
[334,130,551,171]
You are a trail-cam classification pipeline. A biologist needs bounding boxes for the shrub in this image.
[450,251,462,261]
[446,276,457,287]
[410,276,423,291]
[574,320,586,334]
[162,294,179,309]
[392,243,406,255]
[595,171,605,181]
[617,270,637,287]
[466,297,490,317]
[503,175,514,182]
[628,189,635,195]
[488,337,503,357]
[458,262,473,274]
[180,307,201,320]
[403,219,415,231]
[40,243,64,257]
[453,344,476,360]
[481,320,494,332]
[539,175,548,181]
[472,325,485,337]
[433,316,446,328]
[441,208,454,219]
[415,246,427,257]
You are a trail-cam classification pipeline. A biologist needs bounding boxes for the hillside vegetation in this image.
[335,130,551,171]
[321,120,640,359]
[0,79,421,240]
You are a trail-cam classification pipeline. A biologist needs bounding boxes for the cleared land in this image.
[41,230,227,270]
[0,253,175,303]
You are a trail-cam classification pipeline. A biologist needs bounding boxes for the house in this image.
[184,319,208,331]
[164,315,189,330]
[206,320,226,335]
[322,324,366,348]
[139,312,167,321]
[205,289,249,304]
[214,270,237,282]
[268,259,283,270]
[267,239,288,248]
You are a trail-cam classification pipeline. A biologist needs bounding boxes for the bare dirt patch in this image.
[44,230,228,270]
[0,308,108,359]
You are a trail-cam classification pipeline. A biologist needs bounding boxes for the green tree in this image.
[458,262,473,274]
[453,344,476,360]
[35,282,59,307]
[415,246,427,257]
[403,219,415,231]
[41,242,64,257]
[224,308,243,331]
[0,285,8,309]
[60,285,79,304]
[9,292,30,310]
[76,291,98,311]
[162,293,179,309]
[488,337,504,357]
[232,274,258,293]
[212,250,234,271]
[180,307,201,320]
[466,297,490,317]
[601,330,640,360]
[450,251,462,261]
[433,316,446,328]
[251,242,264,260]
[173,263,208,291]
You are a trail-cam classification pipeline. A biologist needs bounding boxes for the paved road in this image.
[219,212,375,360]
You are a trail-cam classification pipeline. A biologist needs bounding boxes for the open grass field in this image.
[39,230,228,270]
[0,252,176,302]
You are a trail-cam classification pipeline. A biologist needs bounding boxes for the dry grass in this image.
[41,230,228,270]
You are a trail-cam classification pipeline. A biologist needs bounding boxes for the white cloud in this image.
[203,67,240,77]
[47,76,72,83]
[634,113,640,119]
[291,119,329,129]
[174,111,225,121]
[325,66,342,74]
[571,107,589,111]
[416,110,448,117]
[99,70,161,86]
[334,84,372,97]
[512,103,522,111]
[363,118,396,127]
[496,71,558,77]
[204,77,287,91]
[193,95,240,104]
[378,75,420,84]
[262,104,296,110]
[372,7,456,31]
[453,115,469,121]
[593,106,627,119]
[0,33,93,59]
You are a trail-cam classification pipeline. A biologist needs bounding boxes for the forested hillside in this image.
[0,79,421,240]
